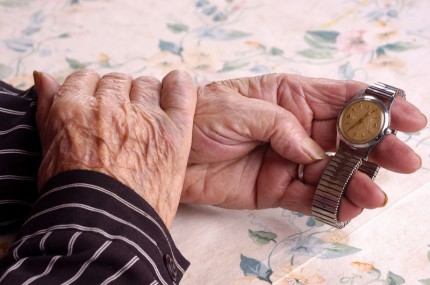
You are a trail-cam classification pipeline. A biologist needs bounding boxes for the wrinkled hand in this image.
[34,69,197,228]
[182,74,427,221]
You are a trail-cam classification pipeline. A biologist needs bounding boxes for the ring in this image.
[297,152,335,182]
[297,164,305,182]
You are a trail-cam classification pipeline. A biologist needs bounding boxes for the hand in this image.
[182,74,427,221]
[33,69,197,228]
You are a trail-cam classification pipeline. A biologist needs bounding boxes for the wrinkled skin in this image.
[35,71,427,225]
[35,70,197,228]
[183,74,427,221]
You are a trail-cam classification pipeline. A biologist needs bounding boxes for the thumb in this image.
[199,93,326,164]
[263,102,327,163]
[160,70,197,147]
[33,71,60,127]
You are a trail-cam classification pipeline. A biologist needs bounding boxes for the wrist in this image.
[38,152,179,228]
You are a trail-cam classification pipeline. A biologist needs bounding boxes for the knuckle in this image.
[65,69,101,85]
[135,76,161,87]
[97,73,133,99]
[102,72,132,80]
[100,73,132,87]
[70,69,99,78]
[167,69,189,79]
[60,69,100,97]
[79,69,99,76]
[199,81,223,96]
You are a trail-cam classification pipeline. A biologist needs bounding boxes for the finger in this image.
[311,119,337,151]
[277,180,366,222]
[344,171,386,209]
[160,70,198,224]
[278,180,315,216]
[391,97,427,132]
[219,74,427,133]
[33,71,60,127]
[300,159,389,221]
[337,172,387,221]
[303,138,420,189]
[301,158,328,185]
[56,69,100,101]
[45,70,100,144]
[255,149,296,209]
[216,74,367,108]
[160,70,197,138]
[256,102,327,163]
[196,89,327,164]
[284,76,427,133]
[282,76,368,120]
[369,135,422,173]
[218,75,367,118]
[130,76,161,105]
[95,72,133,102]
[311,105,426,155]
[337,197,363,222]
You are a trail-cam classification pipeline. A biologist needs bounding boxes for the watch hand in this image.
[346,109,376,132]
[347,111,370,132]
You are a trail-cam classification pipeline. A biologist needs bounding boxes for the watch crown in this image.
[384,128,393,135]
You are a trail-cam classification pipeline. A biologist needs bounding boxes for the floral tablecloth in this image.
[1,0,430,284]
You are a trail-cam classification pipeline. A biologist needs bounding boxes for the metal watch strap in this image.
[366,82,406,104]
[312,147,362,228]
[311,82,405,228]
[359,160,379,180]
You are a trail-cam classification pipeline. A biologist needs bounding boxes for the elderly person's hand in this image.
[182,74,427,222]
[34,69,197,228]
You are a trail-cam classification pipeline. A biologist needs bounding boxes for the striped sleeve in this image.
[0,170,189,285]
[0,81,40,234]
[0,81,189,283]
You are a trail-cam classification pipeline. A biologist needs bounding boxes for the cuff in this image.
[20,170,189,283]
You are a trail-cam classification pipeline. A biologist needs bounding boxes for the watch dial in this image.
[339,99,385,144]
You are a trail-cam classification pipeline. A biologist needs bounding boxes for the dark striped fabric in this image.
[0,81,40,234]
[0,82,188,284]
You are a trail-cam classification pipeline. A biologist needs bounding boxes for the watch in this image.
[311,82,406,228]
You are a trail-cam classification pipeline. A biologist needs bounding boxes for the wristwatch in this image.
[311,82,406,228]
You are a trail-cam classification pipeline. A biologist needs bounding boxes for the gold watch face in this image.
[339,99,385,144]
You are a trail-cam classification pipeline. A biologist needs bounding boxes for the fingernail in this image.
[415,153,423,169]
[379,191,388,208]
[302,138,327,160]
[420,112,428,126]
[33,70,42,86]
